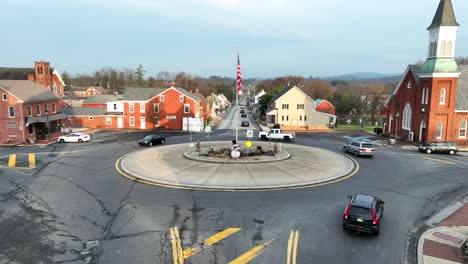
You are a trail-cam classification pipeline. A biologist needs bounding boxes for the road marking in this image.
[228,240,273,264]
[28,153,36,169]
[170,227,184,264]
[421,156,456,164]
[8,154,16,168]
[287,230,299,264]
[437,156,468,166]
[183,228,241,259]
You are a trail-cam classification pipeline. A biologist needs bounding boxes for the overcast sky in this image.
[1,0,467,78]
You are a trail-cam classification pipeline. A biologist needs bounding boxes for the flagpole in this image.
[236,85,239,143]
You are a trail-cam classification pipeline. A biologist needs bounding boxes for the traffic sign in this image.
[246,129,253,138]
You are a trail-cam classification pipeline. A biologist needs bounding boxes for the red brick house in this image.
[63,84,201,130]
[384,0,468,147]
[71,86,106,98]
[315,99,336,115]
[0,80,66,144]
[0,61,65,96]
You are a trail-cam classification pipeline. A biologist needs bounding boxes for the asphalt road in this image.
[0,117,467,263]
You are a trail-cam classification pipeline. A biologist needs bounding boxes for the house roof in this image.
[427,0,459,30]
[455,65,468,110]
[83,95,120,104]
[192,92,208,104]
[0,67,35,80]
[72,85,106,92]
[175,87,198,101]
[122,87,166,100]
[385,65,420,106]
[61,107,106,116]
[271,86,315,104]
[0,80,59,102]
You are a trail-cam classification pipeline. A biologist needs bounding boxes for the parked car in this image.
[343,194,384,235]
[57,133,91,143]
[241,113,247,118]
[343,141,375,157]
[138,134,166,146]
[240,109,245,114]
[418,141,458,155]
[241,121,250,127]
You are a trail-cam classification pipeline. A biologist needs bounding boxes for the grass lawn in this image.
[334,124,381,133]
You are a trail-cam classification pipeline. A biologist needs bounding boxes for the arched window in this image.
[437,122,443,139]
[402,103,412,130]
[430,42,437,57]
[460,119,467,138]
[446,41,453,57]
[389,114,393,133]
[440,41,447,56]
[439,88,446,105]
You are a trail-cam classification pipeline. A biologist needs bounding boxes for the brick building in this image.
[0,61,65,96]
[82,95,120,108]
[71,86,106,98]
[0,80,66,144]
[384,0,468,147]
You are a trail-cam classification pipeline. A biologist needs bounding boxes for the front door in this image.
[117,117,123,128]
[140,117,146,129]
[419,120,426,143]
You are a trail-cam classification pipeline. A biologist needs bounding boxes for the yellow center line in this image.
[421,156,456,164]
[292,231,299,264]
[170,227,184,264]
[228,240,273,264]
[183,228,241,259]
[287,230,299,264]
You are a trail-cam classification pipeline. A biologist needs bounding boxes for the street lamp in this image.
[394,112,400,144]
[45,110,51,142]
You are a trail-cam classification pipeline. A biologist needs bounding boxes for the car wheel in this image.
[354,151,359,157]
[449,150,455,155]
[78,139,83,143]
[161,139,166,144]
[261,135,267,141]
[426,149,432,154]
[59,139,65,143]
[148,142,153,146]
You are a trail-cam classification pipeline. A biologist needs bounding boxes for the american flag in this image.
[236,53,242,93]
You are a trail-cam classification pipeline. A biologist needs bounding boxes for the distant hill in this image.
[322,72,401,81]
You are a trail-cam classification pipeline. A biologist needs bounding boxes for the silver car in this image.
[343,141,376,157]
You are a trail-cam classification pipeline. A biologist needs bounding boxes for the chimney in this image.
[170,82,177,88]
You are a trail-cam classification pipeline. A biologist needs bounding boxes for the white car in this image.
[58,133,91,143]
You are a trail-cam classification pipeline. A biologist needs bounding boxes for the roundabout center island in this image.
[117,141,358,191]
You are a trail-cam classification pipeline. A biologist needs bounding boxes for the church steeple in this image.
[421,0,459,74]
[427,0,459,30]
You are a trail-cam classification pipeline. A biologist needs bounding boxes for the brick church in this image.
[0,61,65,96]
[384,0,468,147]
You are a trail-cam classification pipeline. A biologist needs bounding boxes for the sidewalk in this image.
[418,203,468,263]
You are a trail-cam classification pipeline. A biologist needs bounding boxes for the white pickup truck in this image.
[258,129,295,141]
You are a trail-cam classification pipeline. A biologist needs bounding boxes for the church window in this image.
[446,41,452,57]
[440,41,447,56]
[437,122,443,139]
[402,103,412,130]
[425,89,429,104]
[439,88,446,105]
[430,42,437,57]
[407,81,412,89]
[460,120,467,138]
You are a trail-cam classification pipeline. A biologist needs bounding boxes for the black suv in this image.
[418,141,458,155]
[343,194,384,235]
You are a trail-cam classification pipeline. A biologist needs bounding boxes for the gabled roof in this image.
[385,65,421,106]
[0,80,59,102]
[83,95,120,104]
[271,86,315,104]
[427,0,459,30]
[61,107,106,116]
[455,65,468,110]
[0,67,35,80]
[175,87,198,101]
[72,85,106,92]
[192,92,208,104]
[122,87,166,101]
